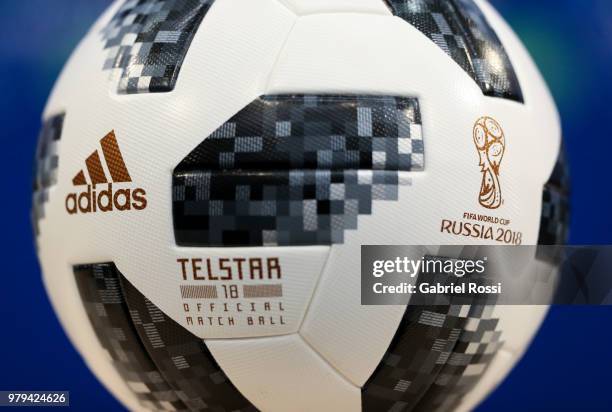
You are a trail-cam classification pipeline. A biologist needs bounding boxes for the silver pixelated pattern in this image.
[32,114,64,236]
[75,263,255,411]
[173,95,423,246]
[119,275,255,412]
[538,147,570,245]
[362,257,501,412]
[385,0,523,102]
[101,0,214,94]
[74,264,188,411]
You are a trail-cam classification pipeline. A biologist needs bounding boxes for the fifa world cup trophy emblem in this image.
[473,117,506,209]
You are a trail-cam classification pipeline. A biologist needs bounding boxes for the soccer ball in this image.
[33,0,568,411]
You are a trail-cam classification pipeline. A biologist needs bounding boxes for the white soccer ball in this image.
[33,0,568,411]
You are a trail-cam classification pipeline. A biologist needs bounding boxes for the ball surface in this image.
[33,0,568,411]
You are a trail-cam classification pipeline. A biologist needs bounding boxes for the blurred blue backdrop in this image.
[0,0,611,410]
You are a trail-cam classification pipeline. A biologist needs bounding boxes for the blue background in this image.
[1,1,611,410]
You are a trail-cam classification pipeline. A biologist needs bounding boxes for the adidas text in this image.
[65,183,147,214]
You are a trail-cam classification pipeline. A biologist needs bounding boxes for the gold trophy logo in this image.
[473,117,505,209]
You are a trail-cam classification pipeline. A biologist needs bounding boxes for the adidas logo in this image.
[65,131,147,215]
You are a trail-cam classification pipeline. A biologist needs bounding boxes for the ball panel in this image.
[74,263,189,411]
[453,348,515,412]
[362,303,501,412]
[100,0,216,94]
[401,305,500,411]
[452,305,549,411]
[300,242,408,388]
[538,148,570,245]
[37,0,301,341]
[474,0,560,141]
[281,11,552,394]
[172,94,423,247]
[118,272,256,411]
[385,0,524,102]
[206,334,361,412]
[32,113,65,238]
[75,262,255,411]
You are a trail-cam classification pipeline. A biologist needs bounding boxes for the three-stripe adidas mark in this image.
[65,131,147,214]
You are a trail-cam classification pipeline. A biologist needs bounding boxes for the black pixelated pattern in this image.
[32,114,64,236]
[362,260,501,412]
[408,306,501,411]
[74,264,188,411]
[173,95,423,247]
[538,146,570,245]
[385,0,523,102]
[119,275,256,412]
[101,0,215,94]
[75,263,254,411]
